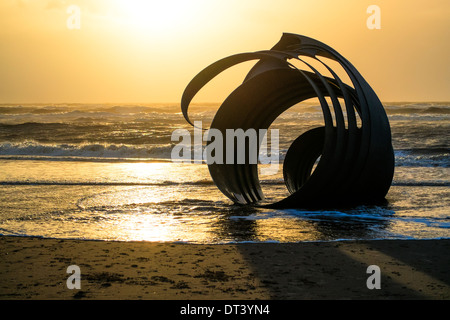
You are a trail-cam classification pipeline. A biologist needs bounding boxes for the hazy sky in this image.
[1,0,449,103]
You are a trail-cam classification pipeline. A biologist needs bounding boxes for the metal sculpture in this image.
[181,33,394,208]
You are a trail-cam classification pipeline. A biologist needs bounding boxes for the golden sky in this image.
[1,0,449,103]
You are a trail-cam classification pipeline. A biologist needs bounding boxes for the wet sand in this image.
[0,236,449,300]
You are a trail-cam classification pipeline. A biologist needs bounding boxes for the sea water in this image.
[0,102,448,243]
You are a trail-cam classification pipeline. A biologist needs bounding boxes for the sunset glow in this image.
[112,0,203,32]
[0,0,449,103]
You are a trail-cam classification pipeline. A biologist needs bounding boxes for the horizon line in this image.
[1,100,449,105]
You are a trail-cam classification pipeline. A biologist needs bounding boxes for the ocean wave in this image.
[392,181,449,187]
[1,103,448,124]
[384,103,450,114]
[394,149,450,167]
[229,206,396,222]
[0,142,448,168]
[0,104,183,115]
[0,113,186,125]
[0,141,174,160]
[0,180,214,186]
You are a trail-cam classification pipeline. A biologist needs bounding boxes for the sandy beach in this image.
[0,236,449,300]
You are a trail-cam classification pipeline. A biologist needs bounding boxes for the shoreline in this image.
[1,236,449,300]
[2,234,450,244]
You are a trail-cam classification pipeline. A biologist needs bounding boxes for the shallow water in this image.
[0,160,448,243]
[0,103,449,243]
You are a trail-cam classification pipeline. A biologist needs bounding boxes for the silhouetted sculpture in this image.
[181,33,395,208]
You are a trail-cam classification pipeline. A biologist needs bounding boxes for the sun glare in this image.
[113,0,202,32]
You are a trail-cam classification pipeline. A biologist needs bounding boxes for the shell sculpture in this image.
[181,33,395,208]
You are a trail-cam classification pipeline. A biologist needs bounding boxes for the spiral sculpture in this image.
[181,33,395,208]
